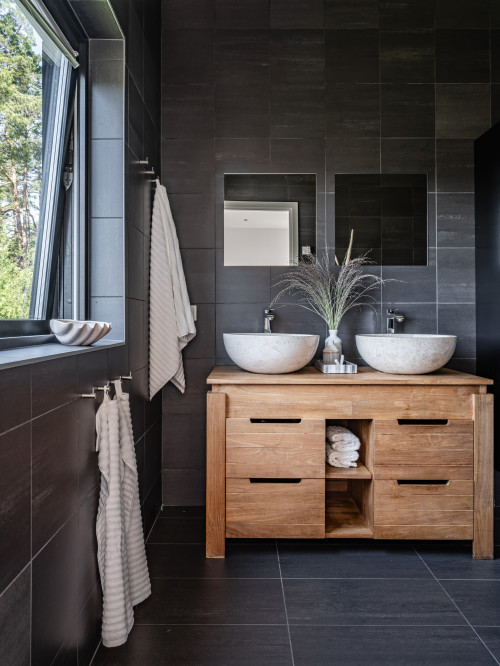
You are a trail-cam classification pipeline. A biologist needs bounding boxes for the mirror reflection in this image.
[335,174,428,266]
[224,174,316,267]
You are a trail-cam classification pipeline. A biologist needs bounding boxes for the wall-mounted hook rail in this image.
[80,382,111,399]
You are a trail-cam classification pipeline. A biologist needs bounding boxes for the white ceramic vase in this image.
[325,329,342,355]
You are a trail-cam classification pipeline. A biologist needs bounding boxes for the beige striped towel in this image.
[149,179,196,399]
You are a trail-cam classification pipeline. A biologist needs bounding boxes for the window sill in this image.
[0,339,125,371]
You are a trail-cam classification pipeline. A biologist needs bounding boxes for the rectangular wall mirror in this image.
[335,174,428,266]
[224,174,316,267]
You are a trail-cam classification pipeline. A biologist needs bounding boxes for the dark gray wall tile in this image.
[216,88,269,138]
[127,223,144,301]
[163,359,214,415]
[436,84,490,138]
[381,249,437,302]
[492,85,500,126]
[326,139,380,188]
[163,0,214,29]
[163,84,214,140]
[0,365,30,435]
[326,84,380,137]
[216,138,270,172]
[128,298,146,372]
[379,0,434,30]
[32,515,78,666]
[215,30,269,92]
[271,86,325,139]
[32,402,79,554]
[162,469,206,505]
[0,566,31,666]
[493,30,500,83]
[436,140,475,193]
[326,0,379,30]
[438,303,476,357]
[78,491,99,610]
[381,84,435,137]
[181,249,216,303]
[437,194,474,247]
[163,413,206,469]
[169,194,215,249]
[144,419,162,496]
[162,140,215,193]
[216,250,271,303]
[380,32,434,84]
[78,399,100,504]
[271,0,324,29]
[437,248,475,303]
[77,583,102,666]
[436,30,490,84]
[162,30,214,85]
[0,424,30,593]
[215,0,270,29]
[32,356,77,419]
[215,302,269,359]
[326,30,379,83]
[381,139,435,185]
[435,0,489,28]
[271,139,325,190]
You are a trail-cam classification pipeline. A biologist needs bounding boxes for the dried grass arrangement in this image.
[272,231,386,330]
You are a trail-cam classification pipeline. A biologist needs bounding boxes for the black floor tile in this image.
[416,546,500,580]
[146,543,280,579]
[441,580,500,626]
[291,625,497,666]
[147,517,205,543]
[475,627,500,662]
[92,624,292,666]
[284,579,466,626]
[134,578,287,625]
[278,543,431,579]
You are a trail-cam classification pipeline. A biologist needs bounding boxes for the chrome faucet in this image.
[386,308,405,334]
[264,308,275,333]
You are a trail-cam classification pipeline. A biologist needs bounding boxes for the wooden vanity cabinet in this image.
[206,367,494,560]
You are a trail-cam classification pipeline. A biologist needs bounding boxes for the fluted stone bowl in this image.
[50,319,112,346]
[223,333,319,374]
[356,334,457,375]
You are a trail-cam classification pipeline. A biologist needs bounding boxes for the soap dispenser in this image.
[323,343,340,365]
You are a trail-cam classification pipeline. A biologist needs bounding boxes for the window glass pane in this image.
[0,0,71,320]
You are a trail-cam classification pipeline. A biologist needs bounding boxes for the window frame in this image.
[0,0,82,347]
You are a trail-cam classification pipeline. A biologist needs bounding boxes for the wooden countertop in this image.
[207,365,493,386]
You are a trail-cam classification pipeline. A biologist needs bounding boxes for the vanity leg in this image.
[206,391,226,558]
[473,393,494,560]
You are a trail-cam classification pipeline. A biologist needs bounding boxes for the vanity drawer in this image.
[226,418,325,478]
[374,479,474,540]
[226,478,325,538]
[374,419,473,468]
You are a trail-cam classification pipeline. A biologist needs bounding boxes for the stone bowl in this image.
[355,333,457,375]
[223,332,319,374]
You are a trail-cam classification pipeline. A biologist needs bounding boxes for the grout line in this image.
[131,621,479,627]
[412,546,500,665]
[145,506,163,543]
[276,541,295,666]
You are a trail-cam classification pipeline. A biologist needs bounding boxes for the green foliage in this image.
[0,0,42,319]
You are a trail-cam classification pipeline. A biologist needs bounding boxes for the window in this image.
[0,0,78,341]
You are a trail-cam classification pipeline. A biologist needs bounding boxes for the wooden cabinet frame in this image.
[206,367,494,560]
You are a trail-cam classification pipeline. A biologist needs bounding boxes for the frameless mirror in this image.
[335,174,428,266]
[224,174,316,267]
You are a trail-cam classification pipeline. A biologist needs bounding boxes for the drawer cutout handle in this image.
[397,480,450,486]
[397,419,449,426]
[250,418,302,424]
[249,478,302,484]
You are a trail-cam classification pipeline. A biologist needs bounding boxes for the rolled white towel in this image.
[326,425,360,451]
[331,439,360,453]
[326,442,359,468]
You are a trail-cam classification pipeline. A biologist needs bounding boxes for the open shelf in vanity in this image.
[206,365,494,560]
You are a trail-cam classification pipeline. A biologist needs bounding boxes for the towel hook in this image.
[80,382,111,399]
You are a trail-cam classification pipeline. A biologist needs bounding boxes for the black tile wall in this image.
[0,1,162,664]
[161,0,496,505]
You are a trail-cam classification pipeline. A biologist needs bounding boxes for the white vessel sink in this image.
[223,333,319,374]
[356,334,457,375]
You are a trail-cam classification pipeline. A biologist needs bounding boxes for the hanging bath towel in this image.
[95,391,134,648]
[113,379,151,606]
[149,179,196,399]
